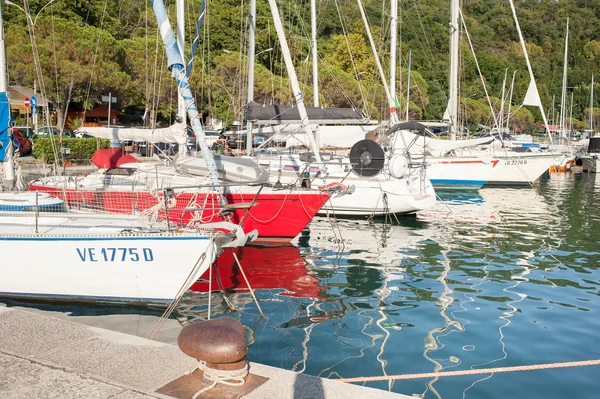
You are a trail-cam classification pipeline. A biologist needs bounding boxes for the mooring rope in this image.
[192,360,249,398]
[338,359,600,383]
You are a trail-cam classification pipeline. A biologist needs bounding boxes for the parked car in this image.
[12,126,34,138]
[12,128,32,156]
[35,126,75,138]
[252,135,268,147]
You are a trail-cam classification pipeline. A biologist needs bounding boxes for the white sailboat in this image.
[0,1,256,307]
[382,0,496,191]
[33,1,330,243]
[393,0,565,187]
[250,0,436,216]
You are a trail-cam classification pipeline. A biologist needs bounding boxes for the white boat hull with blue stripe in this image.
[0,197,257,306]
[1,232,215,306]
[424,157,497,190]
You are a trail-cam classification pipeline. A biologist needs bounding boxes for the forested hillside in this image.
[4,0,600,132]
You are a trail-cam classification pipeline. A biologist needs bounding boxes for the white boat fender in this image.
[389,154,408,179]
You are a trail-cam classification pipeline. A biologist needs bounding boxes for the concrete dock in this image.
[0,306,411,399]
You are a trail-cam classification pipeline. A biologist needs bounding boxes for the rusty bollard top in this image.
[178,317,247,367]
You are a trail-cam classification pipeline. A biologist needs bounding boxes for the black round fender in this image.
[349,139,385,177]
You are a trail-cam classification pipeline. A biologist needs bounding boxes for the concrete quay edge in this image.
[0,307,412,399]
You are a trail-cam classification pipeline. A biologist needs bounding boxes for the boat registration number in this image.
[76,248,154,262]
[506,160,527,165]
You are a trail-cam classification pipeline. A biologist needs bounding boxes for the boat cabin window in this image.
[106,167,136,176]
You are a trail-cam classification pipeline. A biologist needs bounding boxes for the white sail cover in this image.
[284,125,380,148]
[393,130,494,156]
[76,123,188,144]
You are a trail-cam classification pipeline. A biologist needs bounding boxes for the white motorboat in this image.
[581,135,600,173]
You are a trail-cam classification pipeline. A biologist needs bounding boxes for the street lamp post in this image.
[5,0,55,133]
[5,0,57,32]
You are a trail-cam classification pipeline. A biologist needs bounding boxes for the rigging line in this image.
[410,0,448,107]
[459,8,497,124]
[145,0,149,114]
[332,0,368,114]
[238,0,246,120]
[82,0,110,120]
[317,55,358,109]
[150,28,162,129]
[25,1,59,169]
[186,0,206,78]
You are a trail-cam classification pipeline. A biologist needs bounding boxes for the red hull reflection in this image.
[190,245,323,298]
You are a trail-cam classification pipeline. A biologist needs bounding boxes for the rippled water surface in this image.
[4,172,600,398]
[187,172,600,398]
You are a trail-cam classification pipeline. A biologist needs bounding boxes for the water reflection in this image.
[201,174,600,399]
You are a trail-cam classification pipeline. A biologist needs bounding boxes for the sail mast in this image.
[0,2,14,190]
[389,0,397,122]
[311,0,318,107]
[152,0,220,184]
[405,49,411,121]
[507,0,551,140]
[498,69,507,131]
[506,70,516,131]
[246,0,257,154]
[356,0,398,123]
[176,1,186,121]
[266,0,322,163]
[448,0,459,140]
[591,74,594,133]
[559,18,569,138]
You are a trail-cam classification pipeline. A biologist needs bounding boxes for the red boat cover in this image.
[91,148,140,169]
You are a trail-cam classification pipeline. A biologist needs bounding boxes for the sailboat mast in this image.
[356,0,397,123]
[448,0,459,140]
[0,2,14,190]
[405,49,411,121]
[506,70,516,131]
[176,0,186,121]
[591,74,594,133]
[246,0,257,154]
[152,0,220,185]
[507,0,551,140]
[266,0,322,163]
[498,69,507,131]
[560,18,569,138]
[311,0,318,107]
[389,0,397,122]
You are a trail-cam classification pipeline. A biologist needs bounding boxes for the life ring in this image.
[318,182,347,192]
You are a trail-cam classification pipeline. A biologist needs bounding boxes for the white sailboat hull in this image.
[321,174,436,216]
[424,157,496,190]
[256,153,436,216]
[484,152,560,185]
[0,214,216,306]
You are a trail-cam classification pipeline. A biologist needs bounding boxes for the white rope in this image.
[192,360,249,398]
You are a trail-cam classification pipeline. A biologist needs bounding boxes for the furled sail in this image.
[76,123,188,144]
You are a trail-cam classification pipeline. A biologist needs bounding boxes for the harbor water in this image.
[3,171,600,398]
